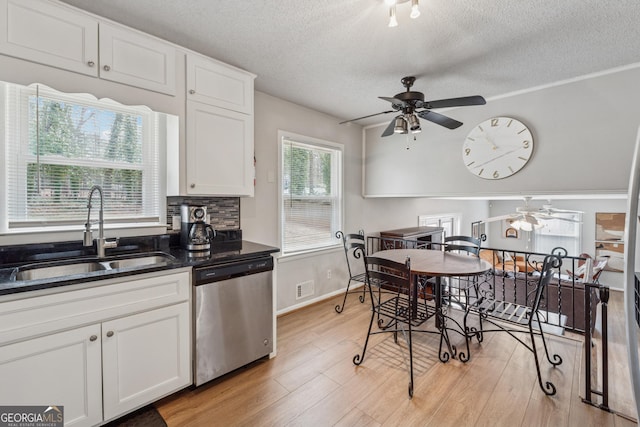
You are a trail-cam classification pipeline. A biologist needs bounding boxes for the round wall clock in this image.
[462,117,534,180]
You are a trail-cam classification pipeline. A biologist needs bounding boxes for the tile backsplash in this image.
[167,196,240,231]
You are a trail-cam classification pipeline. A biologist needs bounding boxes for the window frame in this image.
[533,212,583,256]
[278,130,344,256]
[418,213,461,237]
[0,82,167,235]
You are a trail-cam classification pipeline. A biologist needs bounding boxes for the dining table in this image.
[372,248,492,361]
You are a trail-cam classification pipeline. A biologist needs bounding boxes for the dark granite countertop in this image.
[0,235,279,297]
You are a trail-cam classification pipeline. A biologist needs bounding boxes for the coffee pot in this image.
[180,204,216,251]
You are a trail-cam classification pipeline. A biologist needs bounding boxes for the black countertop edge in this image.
[0,240,280,297]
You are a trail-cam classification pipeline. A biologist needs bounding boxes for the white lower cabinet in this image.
[102,302,190,421]
[0,324,103,427]
[0,270,191,427]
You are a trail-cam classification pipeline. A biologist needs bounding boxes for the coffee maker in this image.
[180,204,216,252]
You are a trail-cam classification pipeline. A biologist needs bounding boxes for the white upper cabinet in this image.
[187,54,254,114]
[99,23,176,95]
[0,0,176,95]
[185,53,255,197]
[0,0,99,76]
[186,100,254,196]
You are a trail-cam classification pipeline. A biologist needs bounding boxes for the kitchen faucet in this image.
[83,185,118,258]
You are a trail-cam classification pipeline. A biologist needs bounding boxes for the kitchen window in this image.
[0,82,166,233]
[279,131,343,255]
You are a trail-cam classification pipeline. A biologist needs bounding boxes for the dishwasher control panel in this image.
[194,256,273,284]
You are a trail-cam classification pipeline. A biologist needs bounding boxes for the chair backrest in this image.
[336,230,366,277]
[443,235,481,256]
[592,256,609,282]
[530,252,563,321]
[364,254,411,294]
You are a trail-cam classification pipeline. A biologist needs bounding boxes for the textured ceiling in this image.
[59,0,640,126]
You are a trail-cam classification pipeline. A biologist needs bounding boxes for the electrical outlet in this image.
[327,269,332,279]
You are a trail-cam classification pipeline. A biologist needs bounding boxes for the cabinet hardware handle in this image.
[106,331,114,337]
[189,89,195,94]
[190,183,195,188]
[87,61,95,67]
[103,65,111,71]
[90,335,97,341]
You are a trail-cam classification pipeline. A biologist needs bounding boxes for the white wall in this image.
[242,91,365,312]
[363,64,640,198]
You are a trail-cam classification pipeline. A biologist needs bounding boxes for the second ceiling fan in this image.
[340,76,486,137]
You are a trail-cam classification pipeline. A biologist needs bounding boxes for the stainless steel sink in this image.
[11,252,176,282]
[13,260,106,281]
[103,253,175,270]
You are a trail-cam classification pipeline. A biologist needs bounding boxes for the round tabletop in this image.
[373,249,492,277]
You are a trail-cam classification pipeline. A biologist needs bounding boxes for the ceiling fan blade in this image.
[417,110,463,129]
[480,214,518,223]
[381,117,397,137]
[379,96,407,107]
[339,110,395,125]
[425,95,487,109]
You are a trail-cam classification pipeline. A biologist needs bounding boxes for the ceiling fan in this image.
[482,197,583,231]
[339,76,486,137]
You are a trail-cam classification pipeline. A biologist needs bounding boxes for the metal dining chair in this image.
[335,230,368,313]
[353,249,418,398]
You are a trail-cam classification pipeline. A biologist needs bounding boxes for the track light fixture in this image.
[385,0,421,27]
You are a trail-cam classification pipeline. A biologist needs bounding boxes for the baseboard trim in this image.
[277,283,365,317]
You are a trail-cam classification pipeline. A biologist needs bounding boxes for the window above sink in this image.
[0,81,178,238]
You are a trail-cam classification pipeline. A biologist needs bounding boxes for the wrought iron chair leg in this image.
[353,284,376,365]
[535,312,563,367]
[407,308,414,399]
[528,317,558,396]
[359,281,367,303]
[335,278,353,313]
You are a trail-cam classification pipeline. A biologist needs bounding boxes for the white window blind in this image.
[280,134,342,254]
[2,82,162,231]
[534,213,582,256]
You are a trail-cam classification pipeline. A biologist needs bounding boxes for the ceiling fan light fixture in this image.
[410,0,421,19]
[408,113,421,133]
[388,5,398,27]
[394,116,408,133]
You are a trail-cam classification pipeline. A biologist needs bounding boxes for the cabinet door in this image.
[187,54,254,114]
[0,324,103,427]
[186,100,254,196]
[0,0,98,76]
[102,303,190,421]
[99,23,176,95]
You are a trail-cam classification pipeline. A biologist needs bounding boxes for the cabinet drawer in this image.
[0,270,190,346]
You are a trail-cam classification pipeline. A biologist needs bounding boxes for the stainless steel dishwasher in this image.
[193,255,274,386]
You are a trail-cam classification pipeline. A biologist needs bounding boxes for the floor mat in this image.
[105,405,167,427]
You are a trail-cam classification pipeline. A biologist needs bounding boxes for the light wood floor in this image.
[156,291,637,426]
